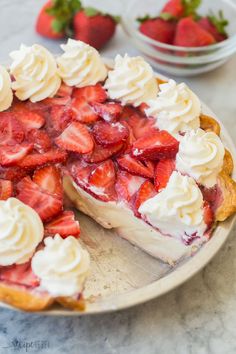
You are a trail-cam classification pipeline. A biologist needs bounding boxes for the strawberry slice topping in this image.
[0,179,13,200]
[93,121,129,147]
[71,97,99,123]
[50,105,76,132]
[117,154,155,179]
[91,102,123,122]
[17,177,63,221]
[12,103,45,130]
[18,149,67,169]
[154,159,175,192]
[26,129,52,153]
[0,143,33,167]
[44,211,80,238]
[0,113,25,144]
[72,84,107,103]
[88,160,117,201]
[89,160,116,188]
[132,130,179,160]
[70,160,95,187]
[83,141,123,163]
[0,166,28,182]
[134,180,156,215]
[0,262,39,288]
[56,83,73,98]
[115,171,145,202]
[33,165,63,198]
[122,113,156,140]
[55,121,94,154]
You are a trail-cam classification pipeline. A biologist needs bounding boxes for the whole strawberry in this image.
[138,16,176,44]
[73,8,117,50]
[161,0,201,19]
[36,1,118,50]
[36,0,66,39]
[198,11,228,42]
[174,17,215,47]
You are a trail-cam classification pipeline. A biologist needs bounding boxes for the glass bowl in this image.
[121,0,236,76]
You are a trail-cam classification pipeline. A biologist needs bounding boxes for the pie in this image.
[0,39,235,311]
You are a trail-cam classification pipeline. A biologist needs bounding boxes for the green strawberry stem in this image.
[208,10,229,35]
[83,6,120,23]
[46,0,82,35]
[182,0,201,16]
[46,0,119,36]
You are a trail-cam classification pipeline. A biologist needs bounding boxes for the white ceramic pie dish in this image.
[1,62,235,316]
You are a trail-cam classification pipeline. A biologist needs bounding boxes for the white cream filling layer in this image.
[63,177,206,265]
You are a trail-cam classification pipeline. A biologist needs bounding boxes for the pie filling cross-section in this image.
[0,38,235,311]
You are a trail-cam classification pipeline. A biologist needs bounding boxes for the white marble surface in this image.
[1,0,236,353]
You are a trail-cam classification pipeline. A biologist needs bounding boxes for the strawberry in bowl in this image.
[122,0,236,76]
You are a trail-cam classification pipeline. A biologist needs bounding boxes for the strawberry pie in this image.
[0,38,235,311]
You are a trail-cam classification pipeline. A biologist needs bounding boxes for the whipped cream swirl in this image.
[139,172,206,240]
[32,235,90,297]
[57,39,107,87]
[176,129,225,188]
[104,54,158,107]
[10,44,61,102]
[0,198,44,266]
[0,65,13,111]
[145,79,201,138]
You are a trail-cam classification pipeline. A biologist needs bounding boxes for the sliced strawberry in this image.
[138,103,149,115]
[88,159,117,201]
[89,160,116,189]
[0,179,13,200]
[134,180,156,215]
[120,106,141,120]
[55,122,94,154]
[203,201,214,230]
[43,96,71,107]
[33,165,62,197]
[115,171,145,202]
[123,113,157,140]
[91,102,123,122]
[0,143,33,167]
[17,177,62,221]
[83,141,123,163]
[154,159,175,191]
[12,103,45,130]
[18,149,67,169]
[50,105,76,132]
[121,121,137,154]
[44,211,80,238]
[0,166,29,182]
[0,262,39,288]
[132,130,179,160]
[26,129,52,153]
[0,113,25,144]
[71,97,99,123]
[70,160,95,187]
[93,121,129,147]
[56,83,73,98]
[72,84,107,103]
[117,154,154,179]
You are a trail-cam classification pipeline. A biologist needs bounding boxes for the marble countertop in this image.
[1,0,236,353]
